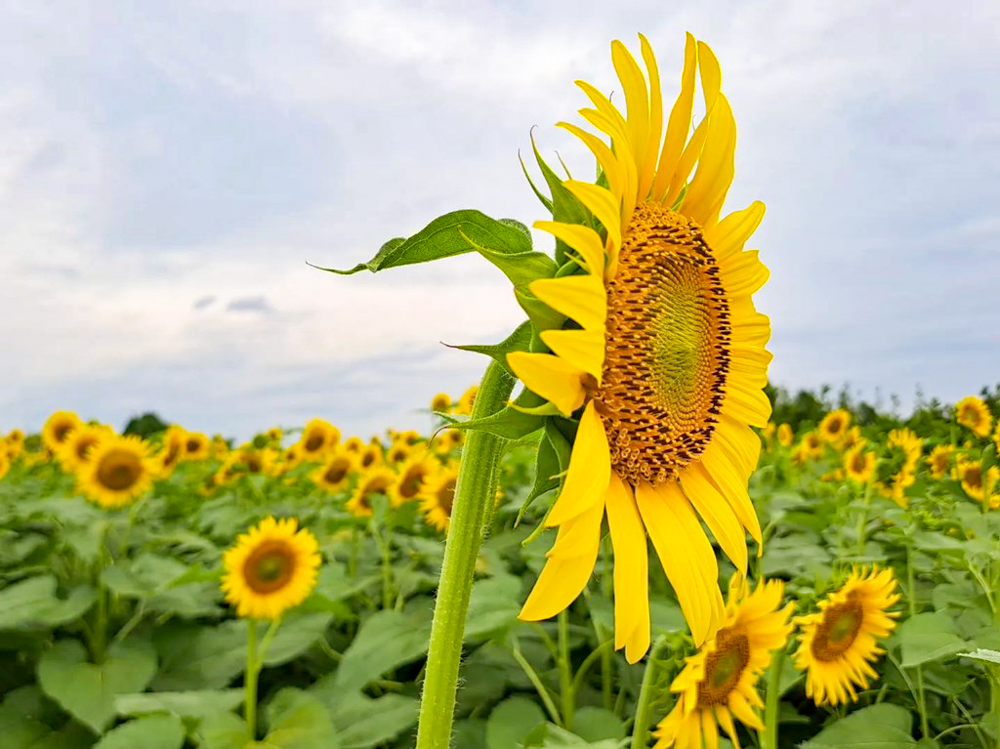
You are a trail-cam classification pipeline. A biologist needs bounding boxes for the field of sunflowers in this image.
[0,384,998,749]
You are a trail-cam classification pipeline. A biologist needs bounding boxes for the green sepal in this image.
[311,210,531,275]
[446,407,543,441]
[448,322,532,378]
[530,133,592,266]
[514,285,565,333]
[457,227,557,287]
[518,145,553,212]
[516,419,573,526]
[511,400,563,416]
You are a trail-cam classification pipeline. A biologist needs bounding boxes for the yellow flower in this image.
[221,517,321,620]
[455,385,478,415]
[5,429,24,459]
[419,465,459,532]
[956,395,993,438]
[297,419,340,461]
[432,429,464,453]
[42,411,82,454]
[347,467,396,517]
[926,444,953,479]
[157,426,187,477]
[653,578,793,749]
[0,450,9,480]
[266,427,283,442]
[840,426,864,452]
[955,456,1000,508]
[510,34,771,659]
[342,436,365,454]
[793,567,900,706]
[311,449,356,493]
[358,441,383,470]
[78,435,156,509]
[874,428,922,508]
[60,424,112,473]
[776,423,793,448]
[182,431,210,461]
[391,453,438,507]
[791,431,823,464]
[818,410,851,447]
[430,392,452,412]
[386,441,412,464]
[843,445,875,485]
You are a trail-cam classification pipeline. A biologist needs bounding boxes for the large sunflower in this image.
[793,567,899,706]
[509,34,771,657]
[653,578,793,749]
[955,395,993,438]
[221,516,321,620]
[42,411,82,454]
[78,434,156,508]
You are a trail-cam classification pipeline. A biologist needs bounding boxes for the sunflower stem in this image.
[630,635,667,749]
[245,618,258,740]
[905,545,930,738]
[855,477,874,557]
[761,650,784,749]
[558,610,575,730]
[415,361,514,749]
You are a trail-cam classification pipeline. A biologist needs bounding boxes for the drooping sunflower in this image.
[41,411,82,454]
[347,467,396,517]
[776,423,793,448]
[430,392,452,413]
[78,434,156,508]
[818,409,851,447]
[653,577,793,749]
[926,444,953,479]
[955,456,1000,508]
[843,445,875,485]
[419,464,459,532]
[391,452,438,507]
[793,566,900,706]
[508,34,771,656]
[182,431,211,461]
[297,419,340,461]
[60,424,112,473]
[311,449,356,494]
[956,395,993,438]
[221,516,321,620]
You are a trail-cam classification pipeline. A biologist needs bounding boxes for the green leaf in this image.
[486,696,547,749]
[152,622,246,691]
[263,688,338,749]
[263,612,334,666]
[0,576,96,630]
[37,638,158,733]
[465,574,521,640]
[450,322,533,378]
[451,405,544,440]
[94,714,185,749]
[327,608,433,694]
[571,707,625,742]
[515,284,566,333]
[531,133,591,266]
[518,149,553,212]
[330,693,417,749]
[800,703,915,749]
[458,227,555,287]
[199,711,248,749]
[316,210,530,275]
[959,647,1000,665]
[898,612,968,668]
[519,430,562,520]
[115,689,244,720]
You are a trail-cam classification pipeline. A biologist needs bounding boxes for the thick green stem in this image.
[761,651,784,749]
[906,546,930,738]
[558,610,574,730]
[631,636,667,749]
[415,362,514,749]
[245,619,258,740]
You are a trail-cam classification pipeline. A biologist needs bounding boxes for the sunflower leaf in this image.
[517,432,562,524]
[447,322,533,378]
[531,133,592,266]
[311,211,530,275]
[518,148,554,212]
[515,285,566,333]
[450,406,544,440]
[457,228,556,286]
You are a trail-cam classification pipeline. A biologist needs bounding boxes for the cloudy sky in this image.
[2,1,998,439]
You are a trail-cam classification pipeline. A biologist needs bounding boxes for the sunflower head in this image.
[221,517,321,620]
[956,395,993,438]
[386,441,412,464]
[955,456,1000,507]
[78,434,156,509]
[157,426,187,477]
[182,431,211,461]
[60,424,112,473]
[42,411,82,454]
[0,450,10,481]
[430,392,452,413]
[391,453,437,507]
[359,442,383,470]
[311,450,356,494]
[342,436,365,454]
[927,444,953,479]
[419,465,459,532]
[455,385,478,416]
[843,445,875,485]
[347,467,396,517]
[776,423,793,447]
[819,410,851,446]
[793,567,900,706]
[298,419,340,460]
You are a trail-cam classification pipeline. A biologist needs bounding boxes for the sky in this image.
[2,0,998,440]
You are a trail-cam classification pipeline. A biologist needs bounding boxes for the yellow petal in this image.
[703,202,765,261]
[638,33,663,200]
[652,33,696,202]
[529,275,606,333]
[506,352,586,417]
[611,40,650,190]
[540,328,605,381]
[534,219,606,277]
[698,444,762,544]
[605,474,650,663]
[563,181,622,255]
[679,464,748,573]
[557,122,624,205]
[545,402,610,527]
[682,95,736,226]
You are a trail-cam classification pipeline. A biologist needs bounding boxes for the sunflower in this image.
[818,410,851,447]
[391,453,438,507]
[653,577,793,749]
[5,429,24,459]
[874,428,922,507]
[42,411,82,454]
[60,424,111,473]
[78,435,156,509]
[221,517,321,620]
[776,423,793,448]
[843,445,875,485]
[416,464,458,532]
[358,442,383,470]
[311,449,356,494]
[0,450,9,480]
[297,419,339,461]
[793,566,900,706]
[386,440,412,464]
[926,444,953,479]
[791,431,823,465]
[266,427,283,443]
[761,423,776,451]
[157,426,187,477]
[347,467,396,517]
[956,395,993,438]
[840,426,863,452]
[430,392,452,413]
[182,431,210,461]
[342,436,365,454]
[955,456,1000,508]
[234,447,276,477]
[507,34,771,657]
[210,434,230,458]
[433,429,464,453]
[455,385,478,416]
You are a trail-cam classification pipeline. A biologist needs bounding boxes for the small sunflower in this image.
[221,517,321,620]
[818,410,851,447]
[955,456,1000,508]
[157,426,187,477]
[455,385,478,416]
[235,447,276,476]
[432,429,464,454]
[0,450,9,480]
[956,395,993,438]
[266,427,283,443]
[419,465,459,532]
[776,423,793,448]
[926,444,953,479]
[386,441,411,464]
[42,411,82,454]
[792,431,823,464]
[342,436,365,454]
[347,467,396,517]
[874,428,922,507]
[793,567,900,706]
[182,431,210,461]
[840,426,864,452]
[5,429,24,459]
[430,392,452,413]
[311,450,356,493]
[843,445,875,485]
[653,578,793,749]
[391,453,438,507]
[358,442,383,470]
[297,419,340,461]
[78,435,156,509]
[210,434,230,458]
[60,424,111,473]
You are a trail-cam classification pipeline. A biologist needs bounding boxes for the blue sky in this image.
[2,1,998,440]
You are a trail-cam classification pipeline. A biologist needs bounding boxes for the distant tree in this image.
[123,412,168,439]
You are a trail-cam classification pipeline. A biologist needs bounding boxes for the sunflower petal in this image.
[605,474,650,663]
[652,33,696,202]
[540,328,605,381]
[506,352,586,417]
[529,275,606,334]
[534,219,606,276]
[545,402,610,527]
[704,201,765,261]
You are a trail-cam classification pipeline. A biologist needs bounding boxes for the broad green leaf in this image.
[959,648,1000,665]
[0,576,96,630]
[263,688,338,749]
[199,711,248,749]
[465,574,521,640]
[37,638,157,733]
[450,322,533,379]
[800,703,915,749]
[116,689,244,720]
[898,612,967,667]
[486,696,547,749]
[262,613,334,666]
[152,622,246,691]
[571,707,625,742]
[317,210,531,275]
[328,608,433,694]
[330,693,417,749]
[94,714,185,749]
